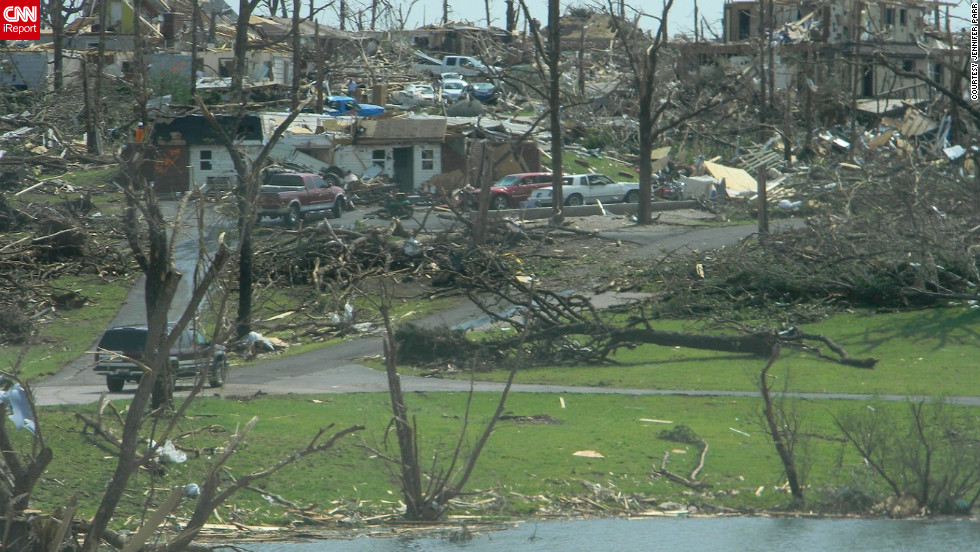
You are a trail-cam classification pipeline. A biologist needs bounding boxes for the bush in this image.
[834,400,980,515]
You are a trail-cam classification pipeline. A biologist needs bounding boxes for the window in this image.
[737,9,751,40]
[200,150,212,171]
[884,8,894,25]
[899,9,906,25]
[421,149,434,171]
[902,59,915,72]
[372,149,385,168]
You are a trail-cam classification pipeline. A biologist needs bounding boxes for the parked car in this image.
[323,95,386,118]
[467,172,554,210]
[412,53,500,77]
[440,78,469,103]
[392,83,437,106]
[93,324,227,392]
[462,82,498,103]
[258,172,347,225]
[530,173,639,206]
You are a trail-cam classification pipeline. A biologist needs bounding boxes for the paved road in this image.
[33,207,976,407]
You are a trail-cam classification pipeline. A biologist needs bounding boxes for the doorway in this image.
[392,147,414,191]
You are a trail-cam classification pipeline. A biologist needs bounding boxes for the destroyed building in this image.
[681,0,969,114]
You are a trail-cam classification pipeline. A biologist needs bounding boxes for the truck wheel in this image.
[332,197,345,218]
[209,357,228,388]
[106,376,125,392]
[283,205,303,226]
[566,194,583,206]
[625,190,639,203]
[490,195,509,210]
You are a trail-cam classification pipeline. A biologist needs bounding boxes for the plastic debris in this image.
[245,331,276,352]
[404,237,422,256]
[158,440,188,464]
[331,302,355,324]
[0,384,35,433]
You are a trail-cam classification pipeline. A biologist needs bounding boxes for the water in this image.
[234,517,979,551]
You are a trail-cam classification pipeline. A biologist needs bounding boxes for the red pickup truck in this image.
[467,172,553,210]
[258,172,347,225]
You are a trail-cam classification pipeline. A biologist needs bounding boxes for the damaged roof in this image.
[359,118,447,141]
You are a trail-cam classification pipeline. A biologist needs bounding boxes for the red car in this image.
[468,172,553,210]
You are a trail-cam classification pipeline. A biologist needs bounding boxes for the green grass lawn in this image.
[446,306,980,398]
[35,391,959,526]
[0,274,135,381]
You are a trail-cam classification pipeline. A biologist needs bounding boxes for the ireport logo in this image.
[0,0,40,41]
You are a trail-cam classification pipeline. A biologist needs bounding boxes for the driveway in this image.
[41,206,972,407]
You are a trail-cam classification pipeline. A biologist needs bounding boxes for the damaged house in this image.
[682,0,968,114]
[148,113,456,194]
[7,0,299,91]
[149,113,264,195]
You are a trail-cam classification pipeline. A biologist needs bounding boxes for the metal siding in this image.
[149,53,193,80]
[0,52,47,88]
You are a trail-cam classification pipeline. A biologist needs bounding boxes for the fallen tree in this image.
[441,248,879,369]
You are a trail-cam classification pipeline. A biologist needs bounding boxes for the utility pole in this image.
[191,0,199,97]
[757,167,769,235]
[757,0,767,123]
[850,4,862,160]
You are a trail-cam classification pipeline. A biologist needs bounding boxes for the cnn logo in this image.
[0,0,39,41]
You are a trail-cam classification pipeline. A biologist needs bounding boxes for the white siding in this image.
[332,144,442,186]
[190,146,240,192]
[332,146,380,177]
[415,146,441,184]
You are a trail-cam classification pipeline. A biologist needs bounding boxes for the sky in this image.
[400,0,725,36]
[392,0,977,37]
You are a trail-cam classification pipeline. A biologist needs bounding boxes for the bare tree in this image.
[607,1,726,224]
[84,176,233,550]
[379,278,519,521]
[512,0,564,221]
[232,0,265,95]
[545,0,564,221]
[759,346,805,505]
[505,0,516,32]
[835,400,980,514]
[0,373,52,551]
[40,0,85,91]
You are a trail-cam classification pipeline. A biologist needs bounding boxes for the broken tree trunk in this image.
[530,323,779,357]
